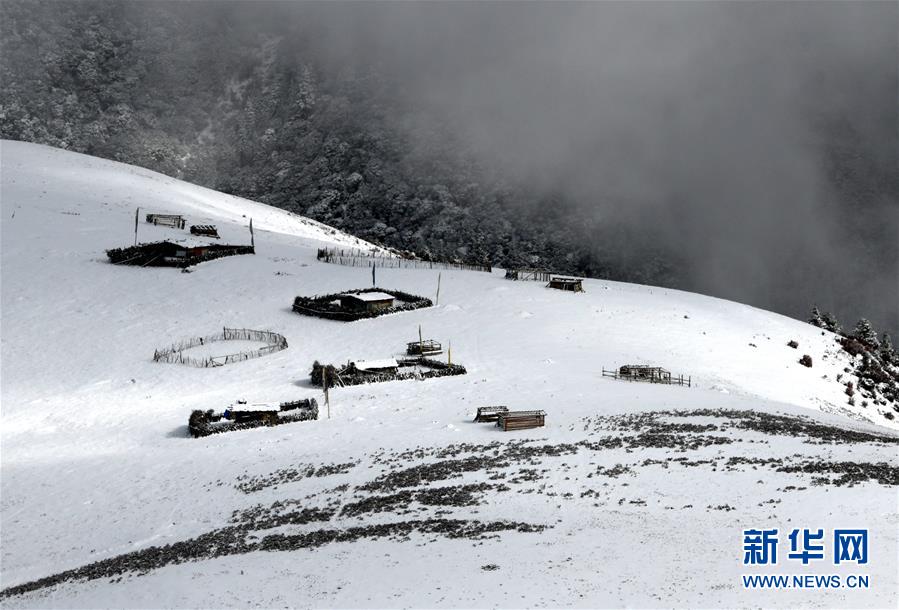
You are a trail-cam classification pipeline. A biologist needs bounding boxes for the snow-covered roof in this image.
[227,402,279,412]
[158,237,223,248]
[341,292,395,302]
[352,358,399,371]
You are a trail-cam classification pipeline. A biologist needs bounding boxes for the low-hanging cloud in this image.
[285,1,896,332]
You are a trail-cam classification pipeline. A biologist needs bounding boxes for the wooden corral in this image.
[310,357,466,388]
[190,224,220,238]
[154,328,287,368]
[106,241,254,268]
[474,406,509,422]
[505,269,552,282]
[189,398,318,437]
[547,276,584,292]
[146,213,186,229]
[407,339,443,356]
[293,288,432,322]
[497,410,546,431]
[602,365,691,387]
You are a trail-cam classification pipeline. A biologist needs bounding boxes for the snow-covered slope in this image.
[0,140,381,249]
[1,141,897,608]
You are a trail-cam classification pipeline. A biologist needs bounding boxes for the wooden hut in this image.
[496,410,546,431]
[162,242,236,263]
[349,358,399,374]
[339,291,395,313]
[222,402,280,425]
[547,277,584,292]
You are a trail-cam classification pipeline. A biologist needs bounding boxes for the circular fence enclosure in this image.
[153,327,288,368]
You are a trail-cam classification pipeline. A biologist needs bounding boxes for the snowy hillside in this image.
[1,140,897,608]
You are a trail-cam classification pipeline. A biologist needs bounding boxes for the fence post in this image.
[323,368,331,419]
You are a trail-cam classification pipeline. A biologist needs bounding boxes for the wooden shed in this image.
[548,277,584,292]
[339,291,395,313]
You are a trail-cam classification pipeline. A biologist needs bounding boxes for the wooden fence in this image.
[154,328,288,368]
[505,269,553,282]
[601,368,692,387]
[317,248,492,273]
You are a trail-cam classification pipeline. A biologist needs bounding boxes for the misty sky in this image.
[284,1,897,332]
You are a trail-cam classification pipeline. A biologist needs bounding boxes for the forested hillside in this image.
[2,1,896,332]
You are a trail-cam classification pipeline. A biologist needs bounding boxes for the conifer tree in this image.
[880,333,895,366]
[821,311,842,335]
[852,318,879,349]
[808,305,825,328]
